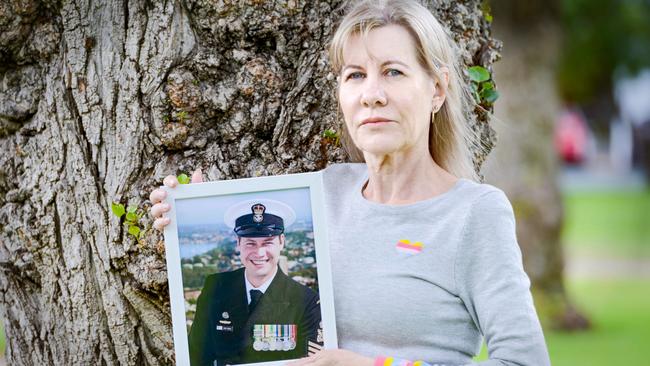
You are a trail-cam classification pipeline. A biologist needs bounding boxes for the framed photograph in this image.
[162,172,337,366]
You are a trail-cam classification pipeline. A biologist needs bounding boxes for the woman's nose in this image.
[360,80,387,107]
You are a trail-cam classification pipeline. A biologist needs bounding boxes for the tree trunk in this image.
[0,1,498,364]
[482,0,589,330]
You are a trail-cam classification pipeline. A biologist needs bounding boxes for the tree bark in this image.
[0,1,499,364]
[483,0,589,330]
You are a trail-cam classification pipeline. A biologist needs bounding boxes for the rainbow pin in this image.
[395,239,424,254]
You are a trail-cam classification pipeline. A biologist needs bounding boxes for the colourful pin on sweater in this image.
[395,239,424,254]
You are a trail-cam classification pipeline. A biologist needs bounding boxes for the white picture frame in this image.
[162,172,337,366]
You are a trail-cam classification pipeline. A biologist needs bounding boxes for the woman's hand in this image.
[149,168,203,231]
[287,349,374,366]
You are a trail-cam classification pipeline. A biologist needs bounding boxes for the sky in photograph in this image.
[175,187,313,227]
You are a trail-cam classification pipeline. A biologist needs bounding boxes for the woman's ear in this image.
[432,66,450,108]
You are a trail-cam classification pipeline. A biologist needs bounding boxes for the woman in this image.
[150,0,551,365]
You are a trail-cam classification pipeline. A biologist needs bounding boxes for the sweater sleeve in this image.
[453,190,550,366]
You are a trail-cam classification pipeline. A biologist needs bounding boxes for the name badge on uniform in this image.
[216,312,234,332]
[252,324,297,352]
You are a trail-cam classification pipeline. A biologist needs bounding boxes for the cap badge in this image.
[252,203,266,223]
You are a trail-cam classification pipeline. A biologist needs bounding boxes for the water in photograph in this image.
[180,243,221,259]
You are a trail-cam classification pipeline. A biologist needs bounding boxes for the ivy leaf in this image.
[481,89,500,104]
[322,129,338,139]
[127,204,138,214]
[178,174,190,184]
[481,1,493,23]
[111,202,125,218]
[468,66,490,83]
[128,225,141,238]
[480,81,495,93]
[126,212,138,222]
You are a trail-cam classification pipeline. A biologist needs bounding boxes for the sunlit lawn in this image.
[0,320,4,357]
[474,279,650,364]
[475,188,650,364]
[546,279,650,365]
[549,188,649,364]
[547,189,649,365]
[562,189,650,257]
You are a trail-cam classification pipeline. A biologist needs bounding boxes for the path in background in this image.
[565,248,650,279]
[559,151,647,192]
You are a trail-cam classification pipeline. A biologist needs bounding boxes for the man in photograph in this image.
[189,199,322,366]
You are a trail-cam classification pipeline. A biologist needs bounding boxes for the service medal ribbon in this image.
[253,324,297,351]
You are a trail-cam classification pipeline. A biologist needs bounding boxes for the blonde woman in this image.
[150,1,550,365]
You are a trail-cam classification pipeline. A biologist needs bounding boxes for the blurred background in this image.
[0,0,648,364]
[479,0,650,364]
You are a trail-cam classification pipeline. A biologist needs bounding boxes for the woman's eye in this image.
[346,71,365,80]
[385,69,403,77]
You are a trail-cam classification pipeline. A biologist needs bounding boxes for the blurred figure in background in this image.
[555,107,589,165]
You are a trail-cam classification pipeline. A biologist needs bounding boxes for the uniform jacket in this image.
[189,267,321,366]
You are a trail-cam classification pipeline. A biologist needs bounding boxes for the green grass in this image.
[1,319,4,357]
[474,189,650,364]
[562,189,650,257]
[474,279,650,364]
[546,279,650,365]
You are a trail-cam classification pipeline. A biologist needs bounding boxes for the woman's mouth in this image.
[361,117,393,125]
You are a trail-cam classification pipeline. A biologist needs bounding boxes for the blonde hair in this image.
[329,0,480,181]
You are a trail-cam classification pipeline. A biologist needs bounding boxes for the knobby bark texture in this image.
[0,1,499,364]
[483,0,589,331]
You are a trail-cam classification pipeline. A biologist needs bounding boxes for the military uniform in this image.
[188,267,321,365]
[188,199,322,365]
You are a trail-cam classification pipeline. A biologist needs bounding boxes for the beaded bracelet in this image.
[374,356,457,366]
[374,356,430,366]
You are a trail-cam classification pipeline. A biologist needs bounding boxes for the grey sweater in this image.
[322,163,550,366]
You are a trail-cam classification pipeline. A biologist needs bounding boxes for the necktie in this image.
[249,289,263,313]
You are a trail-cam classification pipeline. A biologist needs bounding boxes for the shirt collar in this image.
[244,267,278,304]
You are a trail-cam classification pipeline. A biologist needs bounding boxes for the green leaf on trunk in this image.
[128,225,141,238]
[126,212,138,222]
[468,66,490,82]
[178,174,190,184]
[481,89,500,104]
[111,202,125,218]
[480,81,495,92]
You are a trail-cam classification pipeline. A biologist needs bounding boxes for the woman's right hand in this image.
[149,168,203,231]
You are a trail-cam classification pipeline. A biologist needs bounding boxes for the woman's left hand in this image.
[287,349,374,366]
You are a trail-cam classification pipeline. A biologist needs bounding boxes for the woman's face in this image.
[338,25,441,156]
